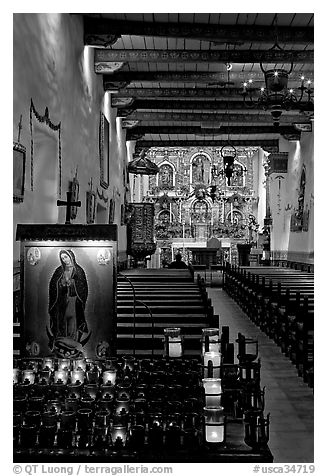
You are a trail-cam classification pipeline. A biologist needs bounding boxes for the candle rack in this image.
[13,355,272,462]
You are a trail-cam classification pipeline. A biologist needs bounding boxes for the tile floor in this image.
[207,287,314,463]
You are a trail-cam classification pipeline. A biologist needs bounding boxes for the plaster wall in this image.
[13,13,128,266]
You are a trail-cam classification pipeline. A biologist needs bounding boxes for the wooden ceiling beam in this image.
[126,125,298,139]
[116,99,310,114]
[95,48,313,65]
[103,71,314,88]
[112,87,250,101]
[125,111,304,124]
[84,17,313,45]
[135,139,279,152]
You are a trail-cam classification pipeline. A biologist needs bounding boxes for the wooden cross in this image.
[57,191,81,224]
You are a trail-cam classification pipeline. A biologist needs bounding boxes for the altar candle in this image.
[103,369,117,385]
[115,397,130,415]
[201,328,220,355]
[70,370,84,384]
[202,378,222,407]
[22,369,35,384]
[54,370,68,384]
[203,352,221,378]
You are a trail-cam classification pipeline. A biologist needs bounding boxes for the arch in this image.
[190,152,212,185]
[156,160,176,188]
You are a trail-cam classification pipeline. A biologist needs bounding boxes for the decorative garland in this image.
[29,99,62,197]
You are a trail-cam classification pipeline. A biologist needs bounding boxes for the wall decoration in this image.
[16,224,118,359]
[68,171,80,221]
[127,203,156,260]
[30,99,62,196]
[109,198,116,224]
[86,191,96,224]
[27,247,41,266]
[290,165,306,232]
[13,141,26,203]
[99,112,110,189]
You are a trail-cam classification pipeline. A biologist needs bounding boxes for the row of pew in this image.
[223,264,314,388]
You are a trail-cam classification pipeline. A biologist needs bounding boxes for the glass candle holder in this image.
[111,425,127,446]
[237,334,259,363]
[24,410,41,427]
[38,370,51,385]
[38,424,56,448]
[202,378,222,407]
[22,370,35,385]
[94,410,110,427]
[13,368,20,384]
[58,358,70,371]
[86,370,99,384]
[116,382,132,399]
[70,370,85,384]
[123,355,135,371]
[46,400,62,414]
[243,386,266,412]
[28,395,45,412]
[164,327,183,358]
[202,328,220,355]
[165,421,181,448]
[102,369,117,385]
[133,398,147,413]
[42,411,58,427]
[60,410,76,431]
[80,395,96,410]
[20,424,37,447]
[54,370,68,385]
[42,357,55,371]
[148,420,163,446]
[203,352,222,378]
[57,428,73,449]
[204,406,226,444]
[129,424,145,449]
[244,410,270,449]
[184,412,200,430]
[238,361,261,385]
[77,408,93,431]
[115,396,130,415]
[73,358,87,371]
[100,384,115,400]
[105,358,119,371]
[83,384,98,400]
[67,382,82,399]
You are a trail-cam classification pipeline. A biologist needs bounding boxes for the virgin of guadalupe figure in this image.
[47,249,90,357]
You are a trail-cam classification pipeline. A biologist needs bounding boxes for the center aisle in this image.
[207,288,314,463]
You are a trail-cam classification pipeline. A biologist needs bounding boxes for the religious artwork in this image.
[192,154,210,184]
[99,112,110,189]
[109,198,115,224]
[16,224,118,359]
[290,166,307,232]
[158,164,174,189]
[127,203,156,260]
[13,141,26,203]
[47,249,90,358]
[86,190,96,224]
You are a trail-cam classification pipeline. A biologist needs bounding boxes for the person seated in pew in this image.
[168,253,188,269]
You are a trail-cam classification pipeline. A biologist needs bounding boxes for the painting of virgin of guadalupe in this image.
[47,249,91,358]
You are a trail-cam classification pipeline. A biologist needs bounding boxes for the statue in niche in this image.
[193,200,209,223]
[192,155,210,184]
[158,164,173,189]
[47,249,91,357]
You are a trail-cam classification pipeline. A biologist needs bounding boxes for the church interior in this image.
[13,13,314,465]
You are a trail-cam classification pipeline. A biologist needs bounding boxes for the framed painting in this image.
[13,141,26,203]
[99,112,110,189]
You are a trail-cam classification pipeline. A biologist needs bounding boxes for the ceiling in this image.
[83,13,314,153]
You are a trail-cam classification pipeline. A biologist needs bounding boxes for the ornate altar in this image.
[16,224,117,360]
[127,203,156,261]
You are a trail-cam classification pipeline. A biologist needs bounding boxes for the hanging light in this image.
[127,149,159,175]
[241,37,313,126]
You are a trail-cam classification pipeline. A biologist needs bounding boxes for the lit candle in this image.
[164,328,183,358]
[13,368,20,384]
[58,359,70,371]
[54,370,68,384]
[115,397,130,415]
[203,351,221,378]
[202,378,222,407]
[204,406,225,443]
[102,369,116,385]
[73,358,86,371]
[70,370,84,384]
[111,425,127,445]
[22,369,35,384]
[42,358,54,371]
